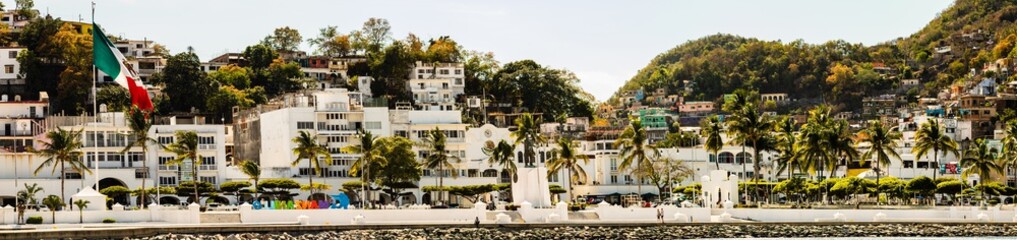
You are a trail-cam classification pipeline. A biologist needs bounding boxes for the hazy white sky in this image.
[29,0,953,101]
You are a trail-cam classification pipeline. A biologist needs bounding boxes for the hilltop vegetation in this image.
[614,0,1017,112]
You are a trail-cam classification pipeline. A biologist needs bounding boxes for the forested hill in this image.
[612,0,1017,112]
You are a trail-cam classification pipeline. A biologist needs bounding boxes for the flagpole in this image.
[92,1,100,191]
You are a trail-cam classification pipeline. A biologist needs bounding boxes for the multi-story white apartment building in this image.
[408,61,465,111]
[0,112,228,207]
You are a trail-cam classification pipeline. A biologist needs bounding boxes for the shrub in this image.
[102,218,116,223]
[25,216,43,224]
[505,204,519,211]
[568,202,586,211]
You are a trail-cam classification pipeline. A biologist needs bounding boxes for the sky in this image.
[27,0,954,102]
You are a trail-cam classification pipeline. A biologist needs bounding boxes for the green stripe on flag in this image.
[92,23,121,78]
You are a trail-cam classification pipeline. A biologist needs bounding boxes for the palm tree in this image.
[999,121,1017,184]
[700,115,724,170]
[32,128,89,204]
[121,107,160,207]
[726,105,774,201]
[825,120,859,179]
[420,128,461,206]
[17,183,43,207]
[512,113,545,168]
[484,139,517,182]
[857,120,902,185]
[796,105,832,180]
[615,118,658,196]
[343,130,385,206]
[547,137,589,202]
[291,130,332,200]
[960,139,1002,203]
[73,199,89,223]
[42,195,63,224]
[913,119,960,181]
[237,160,261,200]
[774,116,798,179]
[164,131,201,203]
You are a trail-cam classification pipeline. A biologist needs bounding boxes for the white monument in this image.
[701,170,738,208]
[512,167,553,208]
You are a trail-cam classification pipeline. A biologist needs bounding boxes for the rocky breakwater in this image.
[134,224,1017,239]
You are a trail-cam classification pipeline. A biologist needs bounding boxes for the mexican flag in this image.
[92,23,154,110]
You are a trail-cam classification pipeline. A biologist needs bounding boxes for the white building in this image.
[0,112,228,207]
[0,47,23,88]
[408,62,465,111]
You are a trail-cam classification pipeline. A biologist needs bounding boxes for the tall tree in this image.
[615,118,659,196]
[375,136,420,205]
[31,128,88,203]
[291,131,332,200]
[158,52,211,112]
[726,104,774,200]
[512,113,545,168]
[913,119,960,181]
[484,139,517,182]
[343,130,386,206]
[425,36,462,62]
[857,120,902,185]
[825,120,859,179]
[960,139,1002,202]
[700,115,724,170]
[1000,120,1017,185]
[547,137,589,202]
[121,107,160,207]
[164,131,201,203]
[420,128,461,206]
[17,15,62,102]
[262,26,302,53]
[774,116,799,179]
[797,105,833,179]
[308,26,353,57]
[352,18,392,55]
[52,23,93,114]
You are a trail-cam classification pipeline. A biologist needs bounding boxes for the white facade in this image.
[0,47,23,86]
[408,62,465,110]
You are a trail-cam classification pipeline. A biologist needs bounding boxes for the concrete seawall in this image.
[6,222,1017,240]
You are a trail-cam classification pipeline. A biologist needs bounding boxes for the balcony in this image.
[199,144,216,150]
[158,165,178,171]
[199,165,217,171]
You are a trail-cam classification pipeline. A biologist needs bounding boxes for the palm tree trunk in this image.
[60,160,66,208]
[752,141,759,204]
[438,164,444,206]
[308,159,314,199]
[932,149,939,181]
[140,146,147,208]
[566,168,572,203]
[714,150,720,170]
[192,161,199,205]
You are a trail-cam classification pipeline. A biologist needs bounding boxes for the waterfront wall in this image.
[0,204,199,224]
[722,207,1017,222]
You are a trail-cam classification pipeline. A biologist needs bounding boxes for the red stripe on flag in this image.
[126,76,154,111]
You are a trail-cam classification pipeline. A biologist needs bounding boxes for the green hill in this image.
[613,0,1017,112]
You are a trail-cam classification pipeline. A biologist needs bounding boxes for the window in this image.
[8,51,16,58]
[200,156,216,170]
[135,168,149,178]
[198,136,215,145]
[4,65,12,74]
[624,175,633,183]
[917,161,929,169]
[719,152,734,164]
[903,161,914,168]
[610,175,618,184]
[158,136,173,145]
[365,122,382,129]
[199,176,217,185]
[610,158,617,171]
[454,69,462,75]
[442,83,449,89]
[159,176,177,186]
[455,78,463,85]
[297,122,314,129]
[468,169,478,178]
[482,169,498,177]
[439,69,449,75]
[128,152,144,162]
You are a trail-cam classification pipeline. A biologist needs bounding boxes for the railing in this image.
[199,165,217,171]
[159,165,178,171]
[199,144,216,150]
